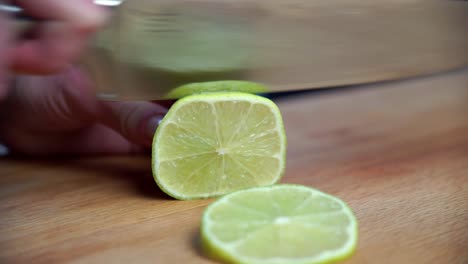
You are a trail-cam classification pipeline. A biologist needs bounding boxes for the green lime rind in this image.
[152,92,286,200]
[165,81,269,99]
[200,184,359,264]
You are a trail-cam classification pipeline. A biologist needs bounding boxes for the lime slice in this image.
[201,184,358,264]
[152,92,286,200]
[166,81,268,99]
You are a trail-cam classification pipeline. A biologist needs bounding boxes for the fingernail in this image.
[146,116,163,140]
[0,144,10,157]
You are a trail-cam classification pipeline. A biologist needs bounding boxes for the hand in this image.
[0,68,168,155]
[0,0,169,156]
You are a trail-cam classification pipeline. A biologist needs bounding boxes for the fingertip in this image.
[15,0,110,34]
[99,102,167,147]
[143,115,164,145]
[71,2,110,34]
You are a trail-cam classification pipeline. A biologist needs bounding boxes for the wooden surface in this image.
[1,68,468,263]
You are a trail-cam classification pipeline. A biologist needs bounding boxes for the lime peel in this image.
[165,80,269,99]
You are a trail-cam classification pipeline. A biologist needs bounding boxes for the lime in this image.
[152,92,286,200]
[166,81,268,99]
[201,184,358,264]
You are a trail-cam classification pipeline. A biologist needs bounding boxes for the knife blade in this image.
[4,0,468,100]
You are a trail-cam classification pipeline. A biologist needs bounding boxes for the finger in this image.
[0,69,148,155]
[11,22,89,74]
[2,123,144,156]
[3,67,167,150]
[0,11,11,99]
[0,68,148,155]
[3,67,101,131]
[11,0,108,74]
[99,101,167,147]
[15,0,106,31]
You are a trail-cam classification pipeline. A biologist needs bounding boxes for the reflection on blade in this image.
[94,0,124,7]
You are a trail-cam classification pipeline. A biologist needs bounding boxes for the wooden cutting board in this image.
[1,68,467,263]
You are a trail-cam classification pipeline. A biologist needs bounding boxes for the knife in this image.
[3,0,468,100]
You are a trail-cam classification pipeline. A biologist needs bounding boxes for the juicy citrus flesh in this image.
[201,184,358,264]
[152,92,286,200]
[166,81,268,99]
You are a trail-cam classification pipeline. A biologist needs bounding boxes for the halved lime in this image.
[152,92,286,200]
[201,184,358,264]
[165,81,268,99]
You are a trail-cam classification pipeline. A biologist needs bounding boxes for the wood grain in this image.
[1,69,468,263]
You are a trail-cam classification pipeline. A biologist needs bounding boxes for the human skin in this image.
[0,0,169,156]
